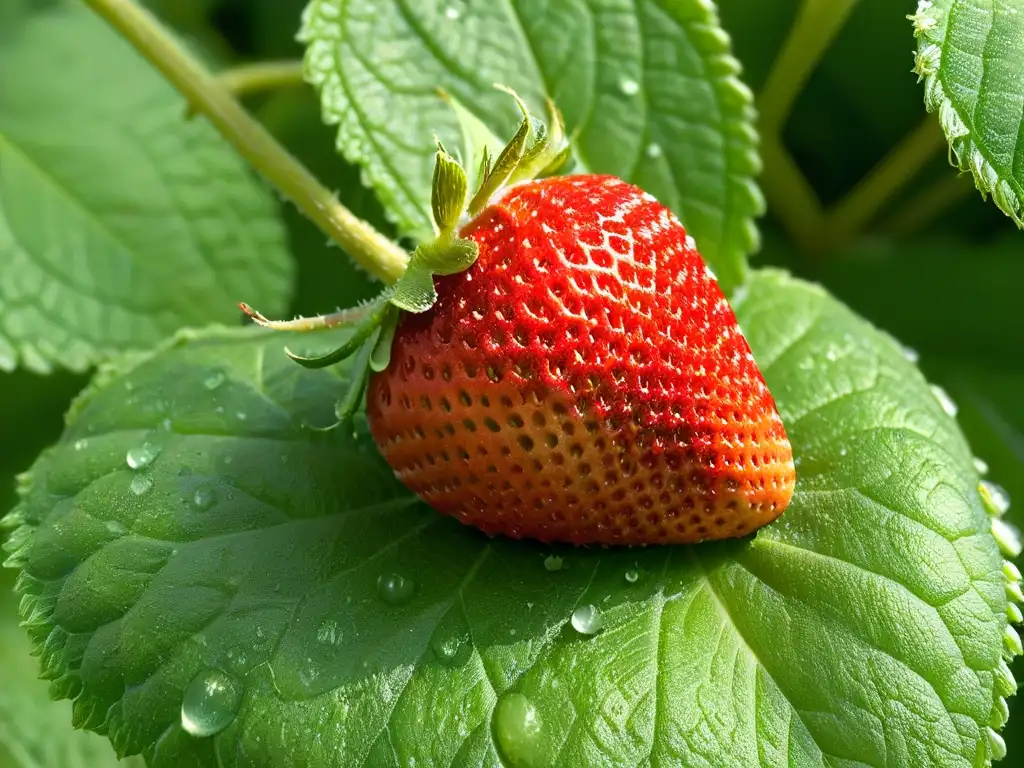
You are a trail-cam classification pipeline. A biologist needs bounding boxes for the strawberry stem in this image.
[83,0,410,284]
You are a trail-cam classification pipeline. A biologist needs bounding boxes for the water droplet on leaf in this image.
[377,573,416,605]
[929,384,958,417]
[105,520,126,535]
[646,143,662,158]
[900,345,919,363]
[129,474,153,496]
[126,442,161,470]
[619,78,640,96]
[571,604,603,635]
[73,439,88,451]
[444,5,460,19]
[193,488,216,511]
[624,568,640,584]
[493,692,544,768]
[180,669,242,738]
[543,555,564,572]
[204,372,225,390]
[980,480,1011,516]
[973,457,989,475]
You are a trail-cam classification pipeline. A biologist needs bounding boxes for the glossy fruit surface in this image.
[367,174,795,545]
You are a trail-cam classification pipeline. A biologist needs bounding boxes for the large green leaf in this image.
[0,570,141,767]
[300,0,764,294]
[913,0,1024,227]
[0,3,293,374]
[4,269,1020,765]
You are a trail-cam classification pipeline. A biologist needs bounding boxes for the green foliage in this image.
[300,0,764,294]
[0,3,293,374]
[2,270,1014,765]
[1,0,1023,765]
[913,0,1024,227]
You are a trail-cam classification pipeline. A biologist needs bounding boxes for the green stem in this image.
[759,136,825,253]
[758,0,861,135]
[216,61,305,99]
[819,116,945,250]
[83,0,408,284]
[881,172,975,238]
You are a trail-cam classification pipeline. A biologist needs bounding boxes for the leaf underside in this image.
[913,0,1024,227]
[0,4,293,374]
[3,269,1017,767]
[300,0,764,295]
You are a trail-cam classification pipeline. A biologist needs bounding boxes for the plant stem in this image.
[759,136,825,253]
[819,116,946,250]
[83,0,408,284]
[882,172,975,238]
[216,61,305,99]
[759,0,861,135]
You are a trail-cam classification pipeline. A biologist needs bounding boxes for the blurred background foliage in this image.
[0,0,1019,762]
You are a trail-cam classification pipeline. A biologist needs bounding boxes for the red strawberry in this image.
[365,173,795,545]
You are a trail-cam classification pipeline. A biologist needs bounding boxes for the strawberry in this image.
[243,88,795,546]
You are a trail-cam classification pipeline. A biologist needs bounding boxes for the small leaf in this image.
[301,0,763,294]
[4,270,1017,765]
[912,0,1024,227]
[0,5,292,374]
[467,116,530,216]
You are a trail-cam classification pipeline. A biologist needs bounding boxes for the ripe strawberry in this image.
[365,173,795,545]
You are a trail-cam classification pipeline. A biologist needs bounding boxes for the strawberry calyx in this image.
[239,86,572,420]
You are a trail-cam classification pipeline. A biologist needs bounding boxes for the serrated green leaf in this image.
[913,0,1024,227]
[0,4,293,374]
[4,269,1018,765]
[0,570,140,768]
[300,0,763,295]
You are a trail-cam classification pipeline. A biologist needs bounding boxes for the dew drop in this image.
[192,488,216,511]
[980,480,1011,516]
[570,604,603,635]
[992,518,1022,559]
[73,439,88,451]
[126,442,161,470]
[543,555,564,572]
[900,344,919,363]
[180,669,242,738]
[646,143,662,159]
[619,78,640,96]
[929,384,958,417]
[431,628,470,666]
[105,519,126,536]
[444,5,460,19]
[973,457,989,475]
[204,372,225,390]
[377,573,416,605]
[235,411,248,422]
[129,474,153,496]
[624,568,640,584]
[492,692,544,768]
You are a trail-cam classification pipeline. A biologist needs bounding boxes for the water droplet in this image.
[377,573,416,605]
[105,520,126,536]
[235,411,248,422]
[980,480,1011,516]
[492,692,544,768]
[444,5,460,19]
[543,555,564,572]
[624,568,640,584]
[192,488,216,511]
[204,372,225,390]
[570,604,603,635]
[929,384,958,417]
[73,439,88,451]
[992,517,1022,559]
[129,474,153,496]
[900,344,919,363]
[126,442,161,470]
[619,78,640,96]
[431,628,470,666]
[973,457,989,475]
[646,143,662,158]
[180,669,242,738]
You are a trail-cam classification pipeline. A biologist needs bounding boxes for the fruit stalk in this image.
[83,0,409,284]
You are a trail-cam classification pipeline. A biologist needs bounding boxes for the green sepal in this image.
[389,236,479,313]
[284,292,395,369]
[468,114,530,216]
[438,88,505,194]
[334,332,378,422]
[370,305,400,372]
[431,142,468,234]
